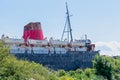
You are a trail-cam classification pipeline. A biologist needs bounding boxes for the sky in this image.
[0,0,120,42]
[95,41,120,56]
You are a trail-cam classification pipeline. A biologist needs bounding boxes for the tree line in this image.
[0,41,120,80]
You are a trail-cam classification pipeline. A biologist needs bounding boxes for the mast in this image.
[61,2,73,42]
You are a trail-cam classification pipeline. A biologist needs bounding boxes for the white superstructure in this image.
[4,37,95,54]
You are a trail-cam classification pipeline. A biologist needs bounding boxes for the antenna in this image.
[61,2,73,42]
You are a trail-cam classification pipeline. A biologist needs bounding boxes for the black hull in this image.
[12,51,99,71]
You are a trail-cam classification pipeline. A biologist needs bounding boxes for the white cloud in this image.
[94,41,120,56]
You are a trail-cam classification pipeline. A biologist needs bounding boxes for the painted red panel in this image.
[23,22,44,42]
[23,30,44,42]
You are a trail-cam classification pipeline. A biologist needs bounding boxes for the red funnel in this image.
[23,22,44,42]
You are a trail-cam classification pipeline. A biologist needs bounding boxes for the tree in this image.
[0,42,58,80]
[112,57,120,80]
[58,70,66,77]
[93,55,114,80]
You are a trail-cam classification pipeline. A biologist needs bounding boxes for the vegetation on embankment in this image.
[0,41,120,80]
